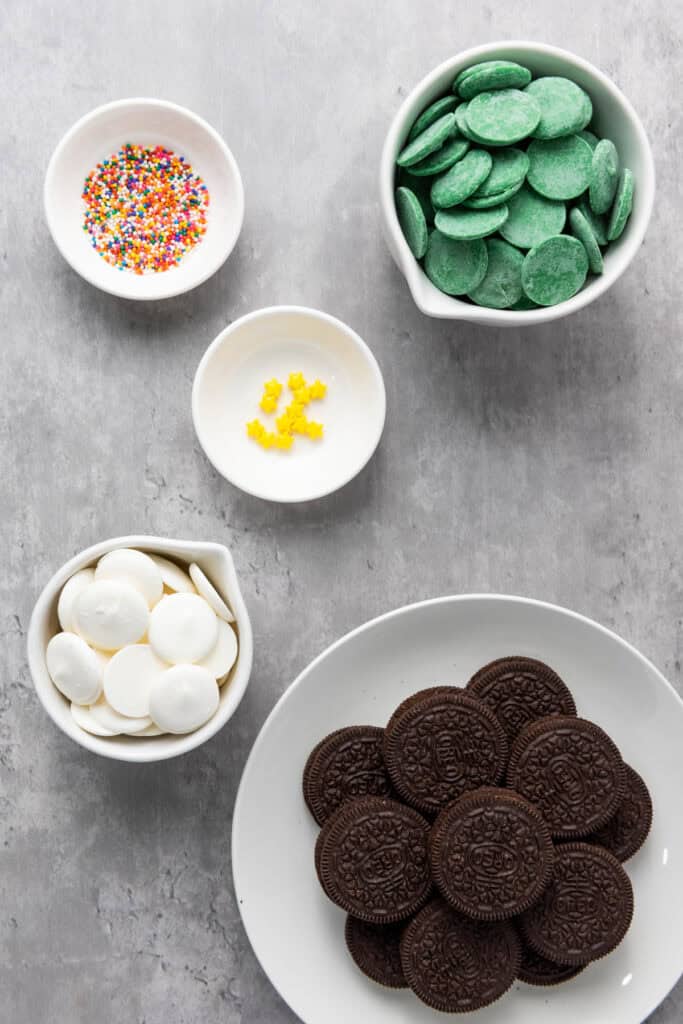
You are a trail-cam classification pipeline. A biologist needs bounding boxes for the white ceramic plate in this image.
[44,98,244,300]
[192,306,386,502]
[233,595,683,1024]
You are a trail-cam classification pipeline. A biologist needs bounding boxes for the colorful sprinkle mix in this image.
[82,143,209,274]
[245,374,328,452]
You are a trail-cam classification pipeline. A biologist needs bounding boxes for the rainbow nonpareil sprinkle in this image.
[82,143,209,274]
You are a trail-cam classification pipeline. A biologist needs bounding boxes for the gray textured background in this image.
[1,1,682,1021]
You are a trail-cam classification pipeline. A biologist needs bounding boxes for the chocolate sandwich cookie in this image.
[383,691,508,816]
[507,716,625,838]
[518,939,585,986]
[344,916,408,989]
[467,656,576,741]
[303,726,392,826]
[390,685,462,721]
[520,842,633,966]
[401,898,521,1012]
[588,763,653,862]
[430,787,554,920]
[316,797,432,923]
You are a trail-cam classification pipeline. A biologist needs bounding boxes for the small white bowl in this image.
[27,536,253,763]
[192,306,386,503]
[44,98,245,300]
[380,41,655,326]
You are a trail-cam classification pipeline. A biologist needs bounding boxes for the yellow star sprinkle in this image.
[246,418,266,439]
[274,433,293,450]
[259,395,278,414]
[263,378,283,399]
[306,421,324,440]
[259,432,276,449]
[288,371,306,391]
[309,379,327,400]
[276,413,293,435]
[286,401,305,419]
[293,386,311,405]
[291,415,309,434]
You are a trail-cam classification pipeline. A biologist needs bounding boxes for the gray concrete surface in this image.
[1,1,682,1021]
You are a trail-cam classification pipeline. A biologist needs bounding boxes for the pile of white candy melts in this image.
[46,549,238,738]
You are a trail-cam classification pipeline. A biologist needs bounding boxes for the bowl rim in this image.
[379,40,656,325]
[44,96,245,301]
[26,534,254,763]
[191,304,387,503]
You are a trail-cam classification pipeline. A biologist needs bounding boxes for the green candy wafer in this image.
[457,60,532,100]
[472,147,529,198]
[465,88,541,145]
[578,129,599,150]
[424,231,488,295]
[397,169,434,224]
[396,187,428,258]
[468,238,524,308]
[525,77,592,139]
[431,149,493,209]
[526,135,593,200]
[407,135,470,176]
[463,180,524,209]
[509,294,540,310]
[397,112,456,167]
[454,102,477,141]
[453,60,513,91]
[408,95,459,141]
[499,185,566,249]
[575,197,607,246]
[589,139,619,215]
[434,204,509,240]
[569,206,604,274]
[607,168,634,241]
[521,235,589,306]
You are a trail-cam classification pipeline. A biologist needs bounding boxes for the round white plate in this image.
[192,306,386,502]
[233,595,683,1024]
[44,98,244,300]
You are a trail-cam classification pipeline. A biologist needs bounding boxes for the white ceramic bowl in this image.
[27,535,253,762]
[44,98,245,300]
[192,306,386,503]
[380,41,655,326]
[233,594,683,1024]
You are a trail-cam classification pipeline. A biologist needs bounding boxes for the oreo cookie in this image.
[518,939,585,986]
[506,716,625,838]
[400,898,521,1012]
[520,842,633,965]
[391,684,462,720]
[383,692,508,816]
[315,797,432,923]
[344,916,408,989]
[588,763,653,862]
[303,726,392,825]
[467,656,576,741]
[430,788,554,920]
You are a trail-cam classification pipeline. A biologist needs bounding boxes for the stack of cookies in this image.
[302,657,653,1013]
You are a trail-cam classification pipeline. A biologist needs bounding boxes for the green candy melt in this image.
[499,185,566,249]
[575,198,607,246]
[454,103,477,141]
[431,149,493,209]
[607,168,634,241]
[578,129,599,150]
[397,169,434,224]
[525,77,592,139]
[457,60,532,100]
[589,139,619,215]
[468,238,524,308]
[521,235,589,306]
[569,207,604,275]
[464,88,541,145]
[526,135,593,200]
[396,187,428,258]
[463,180,524,209]
[408,96,459,141]
[407,135,470,176]
[472,148,529,198]
[434,204,509,241]
[397,112,457,167]
[424,231,488,295]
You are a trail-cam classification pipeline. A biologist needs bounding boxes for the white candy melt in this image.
[95,548,164,608]
[148,665,219,734]
[71,701,118,736]
[189,563,235,622]
[149,554,196,594]
[46,632,103,705]
[148,593,218,664]
[199,619,238,680]
[74,580,149,651]
[57,568,95,633]
[88,698,153,734]
[103,644,168,718]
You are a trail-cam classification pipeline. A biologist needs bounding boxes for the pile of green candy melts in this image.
[395,59,635,309]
